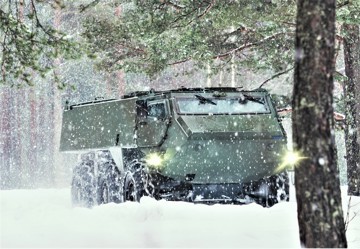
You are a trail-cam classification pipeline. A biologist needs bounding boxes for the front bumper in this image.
[149,172,289,205]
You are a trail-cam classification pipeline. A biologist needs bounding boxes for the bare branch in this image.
[168,58,191,66]
[172,0,216,29]
[345,196,352,231]
[257,66,294,89]
[30,0,58,39]
[167,32,293,67]
[337,0,350,9]
[336,70,346,77]
[79,0,101,13]
[215,32,290,59]
[197,0,216,19]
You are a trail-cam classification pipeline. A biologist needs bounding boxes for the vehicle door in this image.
[135,99,171,147]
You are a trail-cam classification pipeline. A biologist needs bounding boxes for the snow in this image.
[1,186,359,248]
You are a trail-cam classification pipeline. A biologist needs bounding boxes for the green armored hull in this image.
[61,88,289,207]
[60,98,137,152]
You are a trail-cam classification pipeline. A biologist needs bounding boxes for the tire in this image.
[97,166,122,205]
[71,177,82,204]
[256,172,290,207]
[71,160,96,208]
[274,172,290,202]
[97,181,110,204]
[124,170,145,202]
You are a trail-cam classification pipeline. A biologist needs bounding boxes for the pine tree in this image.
[292,0,347,247]
[342,23,360,196]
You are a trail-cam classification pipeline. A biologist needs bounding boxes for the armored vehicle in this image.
[60,87,289,207]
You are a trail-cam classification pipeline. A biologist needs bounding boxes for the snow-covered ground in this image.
[1,185,359,248]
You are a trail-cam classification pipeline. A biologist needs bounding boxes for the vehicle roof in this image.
[122,87,268,99]
[67,87,269,109]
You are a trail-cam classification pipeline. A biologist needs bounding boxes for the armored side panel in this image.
[60,98,137,152]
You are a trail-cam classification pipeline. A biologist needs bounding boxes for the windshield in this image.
[176,95,270,115]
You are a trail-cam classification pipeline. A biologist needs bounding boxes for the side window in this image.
[136,100,148,118]
[147,102,166,120]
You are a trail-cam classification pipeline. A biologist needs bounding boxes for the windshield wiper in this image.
[239,94,264,105]
[194,94,217,105]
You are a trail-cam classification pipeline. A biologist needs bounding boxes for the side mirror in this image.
[139,120,147,125]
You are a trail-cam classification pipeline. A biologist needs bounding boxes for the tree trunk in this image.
[52,4,63,187]
[342,23,360,196]
[0,87,12,189]
[292,0,347,247]
[115,5,126,96]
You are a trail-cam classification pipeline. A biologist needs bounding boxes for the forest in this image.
[0,0,359,247]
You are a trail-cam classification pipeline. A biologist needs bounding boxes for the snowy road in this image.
[1,187,359,248]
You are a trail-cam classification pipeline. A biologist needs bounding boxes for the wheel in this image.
[273,172,290,202]
[124,170,145,202]
[256,172,290,207]
[257,182,272,207]
[98,182,110,204]
[71,160,96,208]
[97,166,122,205]
[71,177,82,204]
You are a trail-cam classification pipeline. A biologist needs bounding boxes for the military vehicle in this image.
[60,87,289,207]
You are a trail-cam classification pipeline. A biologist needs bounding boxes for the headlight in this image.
[275,150,306,173]
[283,151,303,165]
[145,153,164,168]
[145,149,176,170]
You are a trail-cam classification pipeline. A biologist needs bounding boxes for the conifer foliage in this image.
[0,0,81,87]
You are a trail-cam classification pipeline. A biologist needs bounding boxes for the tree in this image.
[337,0,360,197]
[0,0,62,188]
[292,0,347,247]
[82,0,296,80]
[0,0,81,87]
[82,1,352,246]
[342,23,360,196]
[0,0,121,188]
